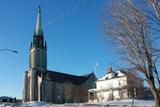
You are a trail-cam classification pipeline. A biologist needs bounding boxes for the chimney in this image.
[108,67,112,74]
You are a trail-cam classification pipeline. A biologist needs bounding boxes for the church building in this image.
[23,6,96,103]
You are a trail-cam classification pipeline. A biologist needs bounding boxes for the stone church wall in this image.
[52,82,63,103]
[83,74,96,89]
[43,80,54,102]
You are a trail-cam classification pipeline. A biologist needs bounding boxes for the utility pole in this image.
[94,62,98,76]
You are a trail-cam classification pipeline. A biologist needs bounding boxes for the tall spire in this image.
[32,5,45,48]
[35,6,42,36]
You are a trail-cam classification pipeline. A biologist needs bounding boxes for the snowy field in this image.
[0,99,155,107]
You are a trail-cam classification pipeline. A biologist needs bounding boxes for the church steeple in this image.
[29,6,47,71]
[35,6,42,36]
[32,6,45,49]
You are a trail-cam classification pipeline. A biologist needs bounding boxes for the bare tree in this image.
[102,0,160,106]
[62,81,73,103]
[72,85,88,103]
[148,0,160,22]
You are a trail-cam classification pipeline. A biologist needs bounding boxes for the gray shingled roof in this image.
[37,70,95,85]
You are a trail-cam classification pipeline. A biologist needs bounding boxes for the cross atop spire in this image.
[35,6,42,36]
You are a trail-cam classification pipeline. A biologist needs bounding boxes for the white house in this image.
[88,67,144,102]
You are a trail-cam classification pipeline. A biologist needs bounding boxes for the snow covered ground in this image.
[100,99,155,107]
[0,99,155,107]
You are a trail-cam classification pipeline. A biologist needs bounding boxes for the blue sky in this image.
[0,0,119,99]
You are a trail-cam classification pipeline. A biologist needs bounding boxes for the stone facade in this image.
[23,70,96,103]
[23,6,96,103]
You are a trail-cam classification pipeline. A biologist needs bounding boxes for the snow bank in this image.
[0,100,156,107]
[18,100,156,107]
[100,99,155,107]
[19,101,52,107]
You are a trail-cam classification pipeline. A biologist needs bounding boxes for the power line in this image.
[0,49,18,54]
[44,0,92,28]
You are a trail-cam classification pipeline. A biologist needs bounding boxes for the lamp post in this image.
[0,49,18,54]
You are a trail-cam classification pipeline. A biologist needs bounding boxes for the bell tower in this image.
[23,6,47,102]
[29,6,47,71]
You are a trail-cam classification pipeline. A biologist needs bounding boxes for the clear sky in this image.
[0,0,119,99]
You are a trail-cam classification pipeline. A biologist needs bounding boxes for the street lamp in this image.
[0,49,18,54]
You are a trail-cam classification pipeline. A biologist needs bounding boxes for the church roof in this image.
[37,70,95,85]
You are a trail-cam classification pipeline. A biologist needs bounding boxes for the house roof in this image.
[37,70,96,85]
[97,69,143,81]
